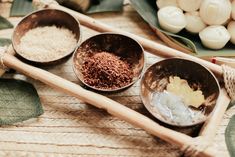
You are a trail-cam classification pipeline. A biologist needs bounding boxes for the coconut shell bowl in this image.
[73,33,145,92]
[12,9,81,65]
[141,58,220,127]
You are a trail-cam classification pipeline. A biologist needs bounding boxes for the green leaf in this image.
[0,38,11,47]
[227,101,235,110]
[194,41,235,57]
[130,0,196,53]
[0,16,13,30]
[10,0,35,17]
[56,0,91,12]
[130,0,235,57]
[87,0,123,13]
[225,115,235,157]
[57,0,123,13]
[0,79,43,125]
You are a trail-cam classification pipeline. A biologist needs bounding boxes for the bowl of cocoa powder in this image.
[73,33,145,92]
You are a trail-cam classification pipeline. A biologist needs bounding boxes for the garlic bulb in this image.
[200,0,232,25]
[185,12,207,34]
[158,6,186,33]
[227,21,235,44]
[199,26,231,49]
[177,0,202,12]
[156,0,178,9]
[232,1,235,20]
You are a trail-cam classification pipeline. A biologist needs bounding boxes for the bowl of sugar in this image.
[12,9,81,64]
[141,58,220,127]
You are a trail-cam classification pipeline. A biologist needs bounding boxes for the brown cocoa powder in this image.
[81,51,134,90]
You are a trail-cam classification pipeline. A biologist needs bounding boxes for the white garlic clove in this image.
[156,0,178,9]
[177,0,202,12]
[200,0,232,25]
[185,11,207,34]
[157,6,186,33]
[227,21,235,44]
[199,25,231,49]
[232,1,235,20]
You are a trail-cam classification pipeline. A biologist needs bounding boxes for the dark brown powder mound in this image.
[81,52,134,90]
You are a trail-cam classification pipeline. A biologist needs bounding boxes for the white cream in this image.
[151,91,205,125]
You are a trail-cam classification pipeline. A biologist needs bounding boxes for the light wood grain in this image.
[0,2,232,157]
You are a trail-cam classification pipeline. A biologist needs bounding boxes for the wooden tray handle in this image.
[199,88,231,139]
[0,45,15,76]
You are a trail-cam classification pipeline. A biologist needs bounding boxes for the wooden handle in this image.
[213,57,235,68]
[199,88,231,139]
[39,2,223,77]
[0,45,15,76]
[1,51,215,157]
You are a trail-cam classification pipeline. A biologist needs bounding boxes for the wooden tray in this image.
[0,1,232,156]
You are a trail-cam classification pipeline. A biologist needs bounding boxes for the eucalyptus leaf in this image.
[87,0,124,14]
[130,0,235,57]
[0,16,13,30]
[225,115,235,157]
[0,38,11,47]
[10,0,35,17]
[0,79,43,125]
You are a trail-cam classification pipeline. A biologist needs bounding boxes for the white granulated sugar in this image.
[19,25,77,62]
